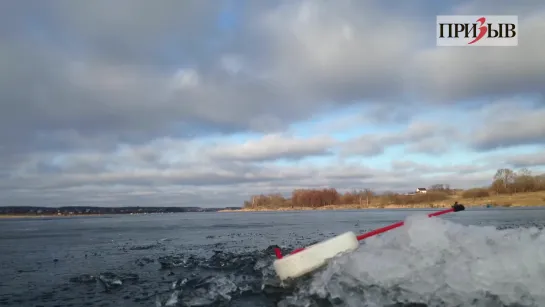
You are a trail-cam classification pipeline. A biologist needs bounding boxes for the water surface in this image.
[1,207,545,306]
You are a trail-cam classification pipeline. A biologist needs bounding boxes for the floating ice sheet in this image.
[308,214,545,306]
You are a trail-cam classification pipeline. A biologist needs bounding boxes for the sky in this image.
[0,0,544,208]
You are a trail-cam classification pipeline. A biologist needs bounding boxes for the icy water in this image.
[1,207,545,307]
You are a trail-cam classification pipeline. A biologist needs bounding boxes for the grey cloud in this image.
[42,0,225,65]
[453,0,545,16]
[391,160,437,173]
[390,160,489,176]
[317,164,380,180]
[260,0,421,103]
[0,185,244,207]
[0,0,427,156]
[411,9,545,103]
[365,104,414,126]
[341,121,459,156]
[1,166,303,192]
[505,153,545,168]
[324,104,415,133]
[1,0,545,207]
[7,134,337,186]
[406,137,452,155]
[470,103,545,151]
[206,134,336,161]
[0,159,494,207]
[0,131,499,208]
[2,0,544,156]
[339,137,386,157]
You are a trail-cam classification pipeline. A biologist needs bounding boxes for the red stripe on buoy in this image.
[356,207,454,241]
[275,205,464,259]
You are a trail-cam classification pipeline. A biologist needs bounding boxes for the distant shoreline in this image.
[0,214,103,219]
[2,191,543,217]
[219,191,545,212]
[0,206,241,218]
[0,211,224,219]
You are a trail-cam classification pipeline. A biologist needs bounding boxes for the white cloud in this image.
[341,120,459,156]
[206,133,337,161]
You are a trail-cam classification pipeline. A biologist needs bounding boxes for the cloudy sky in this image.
[1,0,544,207]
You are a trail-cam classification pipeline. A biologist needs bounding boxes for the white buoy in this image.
[273,231,359,281]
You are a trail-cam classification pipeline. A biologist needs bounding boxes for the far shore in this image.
[219,191,545,212]
[0,214,105,219]
[2,191,544,217]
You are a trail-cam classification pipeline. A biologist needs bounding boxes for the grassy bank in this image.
[220,191,545,212]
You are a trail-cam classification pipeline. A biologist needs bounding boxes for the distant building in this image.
[416,188,427,194]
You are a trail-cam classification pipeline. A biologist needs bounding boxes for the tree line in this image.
[242,168,545,209]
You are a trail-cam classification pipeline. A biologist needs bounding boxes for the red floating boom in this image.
[356,205,459,240]
[274,203,465,259]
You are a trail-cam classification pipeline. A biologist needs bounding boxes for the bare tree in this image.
[493,168,516,190]
[363,188,374,207]
[514,168,534,192]
[429,184,445,191]
[518,168,532,176]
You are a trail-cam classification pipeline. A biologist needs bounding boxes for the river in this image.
[1,207,545,306]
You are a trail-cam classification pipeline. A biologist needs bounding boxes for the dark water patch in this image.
[135,257,155,267]
[70,274,97,284]
[3,240,538,306]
